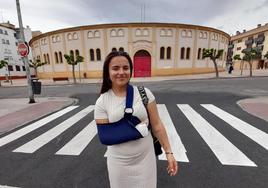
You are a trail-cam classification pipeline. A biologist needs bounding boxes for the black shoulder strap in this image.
[137,86,149,107]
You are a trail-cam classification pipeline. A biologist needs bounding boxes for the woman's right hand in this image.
[166,153,178,176]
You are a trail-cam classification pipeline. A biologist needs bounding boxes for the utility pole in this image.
[16,0,35,103]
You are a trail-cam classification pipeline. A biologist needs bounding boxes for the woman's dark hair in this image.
[100,51,133,94]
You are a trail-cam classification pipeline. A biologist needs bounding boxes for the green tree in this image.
[29,59,46,78]
[264,51,268,68]
[0,60,8,86]
[233,54,243,75]
[202,49,224,78]
[241,47,262,77]
[64,53,84,84]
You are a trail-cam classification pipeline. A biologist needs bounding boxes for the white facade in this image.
[0,23,34,79]
[29,23,230,79]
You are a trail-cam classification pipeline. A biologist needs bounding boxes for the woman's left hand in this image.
[166,154,178,176]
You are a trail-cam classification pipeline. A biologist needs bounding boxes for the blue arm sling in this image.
[96,84,143,145]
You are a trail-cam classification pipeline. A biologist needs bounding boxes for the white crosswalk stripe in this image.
[55,120,97,156]
[202,104,268,150]
[0,106,78,147]
[157,104,189,162]
[13,105,94,153]
[177,104,257,167]
[1,103,266,167]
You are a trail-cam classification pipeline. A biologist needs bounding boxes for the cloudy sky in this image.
[0,0,268,36]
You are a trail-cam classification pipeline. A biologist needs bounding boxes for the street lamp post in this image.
[16,0,35,103]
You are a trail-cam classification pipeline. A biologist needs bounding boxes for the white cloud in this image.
[0,0,268,35]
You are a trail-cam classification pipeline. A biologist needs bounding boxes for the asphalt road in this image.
[0,77,268,188]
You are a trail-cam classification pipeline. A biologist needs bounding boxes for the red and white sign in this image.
[18,42,29,57]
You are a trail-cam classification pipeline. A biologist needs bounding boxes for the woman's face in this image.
[109,56,131,87]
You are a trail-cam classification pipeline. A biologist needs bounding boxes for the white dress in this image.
[94,86,157,188]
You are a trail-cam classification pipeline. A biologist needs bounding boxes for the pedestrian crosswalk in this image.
[0,103,267,167]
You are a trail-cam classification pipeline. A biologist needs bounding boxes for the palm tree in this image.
[29,59,46,78]
[233,54,243,75]
[241,47,262,77]
[264,51,268,69]
[64,53,84,84]
[202,49,224,78]
[0,60,8,86]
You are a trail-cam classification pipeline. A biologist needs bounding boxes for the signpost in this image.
[16,0,35,103]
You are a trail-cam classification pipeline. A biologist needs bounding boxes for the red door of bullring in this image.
[133,50,151,77]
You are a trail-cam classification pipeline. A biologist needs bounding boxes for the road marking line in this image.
[178,104,256,167]
[55,120,97,155]
[202,104,268,150]
[157,104,189,162]
[0,106,78,147]
[13,105,94,153]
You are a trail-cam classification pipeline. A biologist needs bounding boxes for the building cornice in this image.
[29,22,230,46]
[231,24,268,41]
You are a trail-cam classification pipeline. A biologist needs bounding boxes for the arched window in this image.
[46,54,50,64]
[197,48,201,59]
[43,54,47,63]
[56,35,60,42]
[118,29,124,36]
[70,50,74,56]
[110,29,116,37]
[90,49,94,61]
[167,29,173,36]
[88,31,93,38]
[52,36,56,43]
[180,47,185,59]
[59,52,63,63]
[54,52,59,63]
[68,33,72,40]
[181,30,186,37]
[199,32,203,38]
[119,47,124,52]
[215,34,218,40]
[70,50,74,61]
[135,29,141,36]
[73,33,78,40]
[143,29,149,36]
[187,30,192,37]
[167,47,171,59]
[75,49,80,56]
[160,47,165,59]
[112,48,117,52]
[160,29,166,36]
[94,30,100,37]
[96,48,101,61]
[203,32,207,38]
[186,48,191,59]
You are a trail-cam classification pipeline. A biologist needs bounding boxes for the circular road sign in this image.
[18,42,29,57]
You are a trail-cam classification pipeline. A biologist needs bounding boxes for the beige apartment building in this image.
[228,23,268,70]
[29,23,230,79]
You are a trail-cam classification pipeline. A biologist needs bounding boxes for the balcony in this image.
[255,36,265,44]
[245,39,254,45]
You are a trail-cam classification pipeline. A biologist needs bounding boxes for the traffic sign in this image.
[18,42,29,57]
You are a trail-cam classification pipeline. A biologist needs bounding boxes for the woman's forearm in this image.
[152,124,172,153]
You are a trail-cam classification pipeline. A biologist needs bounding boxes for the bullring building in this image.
[29,23,230,79]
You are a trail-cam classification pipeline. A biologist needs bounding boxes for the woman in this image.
[94,51,178,188]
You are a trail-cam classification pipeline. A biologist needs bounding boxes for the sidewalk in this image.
[0,97,77,135]
[0,69,267,135]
